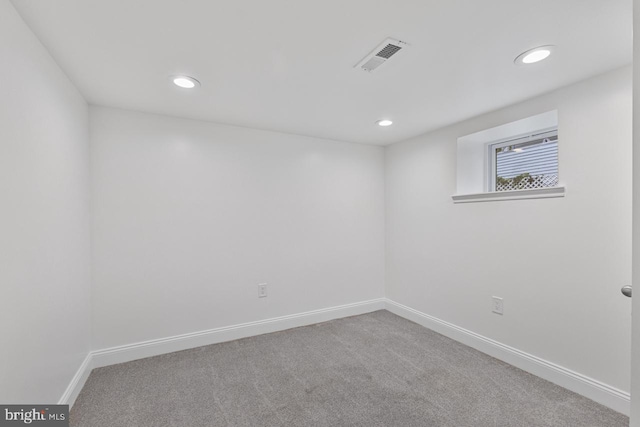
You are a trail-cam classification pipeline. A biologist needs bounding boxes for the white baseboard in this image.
[61,298,628,416]
[384,298,630,416]
[58,353,93,407]
[60,298,385,406]
[91,298,386,369]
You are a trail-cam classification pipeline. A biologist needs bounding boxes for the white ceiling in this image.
[11,0,631,145]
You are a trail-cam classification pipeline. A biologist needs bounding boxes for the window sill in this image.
[451,186,565,204]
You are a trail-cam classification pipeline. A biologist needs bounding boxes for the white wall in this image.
[0,0,91,403]
[90,106,385,349]
[385,67,632,392]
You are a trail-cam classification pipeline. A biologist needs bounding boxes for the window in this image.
[453,111,564,203]
[488,129,558,192]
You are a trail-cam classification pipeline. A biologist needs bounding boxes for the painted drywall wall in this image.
[90,106,385,349]
[0,0,91,403]
[385,67,632,393]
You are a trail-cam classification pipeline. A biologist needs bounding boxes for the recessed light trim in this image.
[377,119,393,127]
[172,75,200,89]
[514,45,555,65]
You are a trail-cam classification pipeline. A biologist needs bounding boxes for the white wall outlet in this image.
[492,296,503,315]
[258,283,267,298]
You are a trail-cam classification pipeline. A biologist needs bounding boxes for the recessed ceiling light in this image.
[377,119,393,127]
[514,45,555,65]
[172,75,200,89]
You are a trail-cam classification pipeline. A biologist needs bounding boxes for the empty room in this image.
[3,0,640,426]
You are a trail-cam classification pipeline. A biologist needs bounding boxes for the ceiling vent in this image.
[355,38,409,72]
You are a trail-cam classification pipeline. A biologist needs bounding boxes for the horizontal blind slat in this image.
[496,141,558,179]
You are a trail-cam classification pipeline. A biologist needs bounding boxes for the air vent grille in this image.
[361,57,386,72]
[376,44,402,59]
[355,38,409,73]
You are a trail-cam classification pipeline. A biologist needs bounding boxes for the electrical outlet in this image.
[492,296,503,315]
[258,283,267,298]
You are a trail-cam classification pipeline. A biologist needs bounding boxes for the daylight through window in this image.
[489,130,558,192]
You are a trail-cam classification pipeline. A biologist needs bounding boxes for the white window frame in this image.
[486,127,558,192]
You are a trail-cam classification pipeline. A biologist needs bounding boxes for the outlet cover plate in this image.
[258,283,268,298]
[492,296,503,315]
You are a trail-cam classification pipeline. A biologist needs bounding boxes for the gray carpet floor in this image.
[71,310,629,427]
